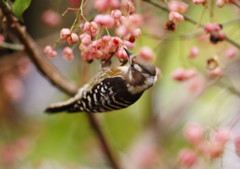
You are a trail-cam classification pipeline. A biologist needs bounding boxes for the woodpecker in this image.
[45,49,157,113]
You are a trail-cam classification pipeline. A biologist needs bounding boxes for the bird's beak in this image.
[124,48,132,58]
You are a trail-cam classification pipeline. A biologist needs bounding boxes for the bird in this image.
[45,48,158,113]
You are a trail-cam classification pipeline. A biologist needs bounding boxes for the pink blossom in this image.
[169,11,184,24]
[83,22,99,37]
[94,14,115,28]
[189,47,199,58]
[63,47,74,61]
[66,32,79,44]
[60,28,71,40]
[184,123,204,146]
[178,149,198,168]
[168,0,188,14]
[225,48,236,59]
[139,46,154,61]
[192,0,208,5]
[41,10,61,27]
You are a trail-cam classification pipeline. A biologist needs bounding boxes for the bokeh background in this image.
[1,0,240,168]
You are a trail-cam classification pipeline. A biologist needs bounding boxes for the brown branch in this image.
[0,2,78,96]
[0,2,121,169]
[143,0,240,49]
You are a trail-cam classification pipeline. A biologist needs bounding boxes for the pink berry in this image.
[41,10,61,28]
[184,123,204,146]
[60,28,71,40]
[172,68,186,81]
[216,0,225,7]
[68,0,81,6]
[208,142,224,159]
[123,40,135,49]
[172,68,196,81]
[80,33,92,45]
[83,22,99,37]
[94,0,109,12]
[192,0,207,5]
[234,136,240,157]
[66,33,79,44]
[63,47,74,61]
[94,14,115,28]
[0,34,5,42]
[50,50,58,58]
[111,9,122,21]
[132,28,141,38]
[169,11,184,24]
[115,26,127,37]
[109,0,120,9]
[185,75,205,96]
[185,69,197,79]
[43,45,53,54]
[208,67,223,78]
[139,46,154,61]
[178,149,198,168]
[213,128,231,145]
[94,0,120,12]
[225,48,236,59]
[2,74,24,101]
[168,0,188,14]
[115,47,128,60]
[204,23,221,33]
[128,14,143,28]
[43,45,58,58]
[189,47,199,58]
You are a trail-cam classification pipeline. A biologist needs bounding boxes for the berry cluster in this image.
[43,0,155,63]
[178,123,240,168]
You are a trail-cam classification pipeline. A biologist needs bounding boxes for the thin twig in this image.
[0,2,121,169]
[143,0,240,49]
[0,42,23,50]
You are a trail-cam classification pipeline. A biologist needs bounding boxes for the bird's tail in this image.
[45,98,76,114]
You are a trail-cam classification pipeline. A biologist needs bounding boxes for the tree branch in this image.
[143,0,240,49]
[0,2,121,169]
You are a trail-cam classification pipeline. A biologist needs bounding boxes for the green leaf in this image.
[12,0,32,22]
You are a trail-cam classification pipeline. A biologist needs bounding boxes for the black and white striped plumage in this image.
[45,49,157,113]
